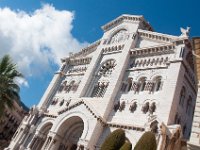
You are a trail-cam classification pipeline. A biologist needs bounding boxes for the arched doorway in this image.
[57,116,84,150]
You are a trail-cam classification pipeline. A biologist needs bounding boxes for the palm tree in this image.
[0,55,23,118]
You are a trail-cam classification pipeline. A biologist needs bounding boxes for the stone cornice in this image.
[101,14,152,32]
[138,29,190,47]
[106,122,145,131]
[43,113,57,118]
[61,40,100,63]
[130,44,175,57]
[138,29,178,42]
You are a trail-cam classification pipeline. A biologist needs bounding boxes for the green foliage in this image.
[100,129,125,150]
[120,141,132,150]
[134,131,157,150]
[0,55,23,117]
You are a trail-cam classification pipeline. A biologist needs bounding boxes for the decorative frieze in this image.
[120,76,163,94]
[130,44,175,57]
[102,44,125,54]
[130,56,169,69]
[43,114,57,118]
[138,29,189,47]
[113,99,156,114]
[138,29,175,43]
[106,122,145,131]
[67,66,87,74]
[69,57,92,66]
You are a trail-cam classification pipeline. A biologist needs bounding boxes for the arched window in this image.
[138,77,147,92]
[98,59,116,77]
[186,96,192,115]
[179,87,186,106]
[58,81,67,93]
[142,102,149,114]
[66,80,75,92]
[127,78,133,92]
[149,102,156,114]
[129,101,137,113]
[135,60,139,67]
[153,76,162,92]
[72,81,81,92]
[109,29,128,44]
[91,82,109,98]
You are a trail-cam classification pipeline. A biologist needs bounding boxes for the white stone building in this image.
[6,14,197,150]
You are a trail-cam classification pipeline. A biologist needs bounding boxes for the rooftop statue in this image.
[180,27,190,37]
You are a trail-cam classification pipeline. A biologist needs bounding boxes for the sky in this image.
[0,0,200,108]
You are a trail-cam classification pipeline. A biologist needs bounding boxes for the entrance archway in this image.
[57,116,84,150]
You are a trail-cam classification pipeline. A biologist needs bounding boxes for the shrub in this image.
[134,131,157,150]
[100,129,125,150]
[120,141,132,150]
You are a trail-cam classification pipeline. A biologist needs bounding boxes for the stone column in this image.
[41,136,52,150]
[156,123,167,150]
[48,136,61,150]
[41,131,61,150]
[30,136,40,150]
[157,133,166,150]
[27,133,39,149]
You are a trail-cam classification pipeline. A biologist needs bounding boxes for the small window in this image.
[179,87,186,106]
[129,102,137,113]
[91,82,108,98]
[155,79,162,91]
[142,102,149,114]
[138,77,147,92]
[186,96,192,115]
[152,76,162,92]
[127,78,133,92]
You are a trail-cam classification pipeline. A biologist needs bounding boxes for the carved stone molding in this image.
[130,44,175,57]
[102,44,125,54]
[69,57,92,66]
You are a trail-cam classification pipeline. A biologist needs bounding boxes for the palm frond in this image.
[0,55,24,117]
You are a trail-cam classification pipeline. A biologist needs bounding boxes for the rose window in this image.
[99,59,116,77]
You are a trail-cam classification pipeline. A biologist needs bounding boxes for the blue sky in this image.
[0,0,199,108]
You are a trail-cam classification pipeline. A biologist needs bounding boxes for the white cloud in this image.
[14,77,29,88]
[0,4,88,80]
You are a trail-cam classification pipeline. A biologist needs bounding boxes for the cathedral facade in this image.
[6,14,197,150]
